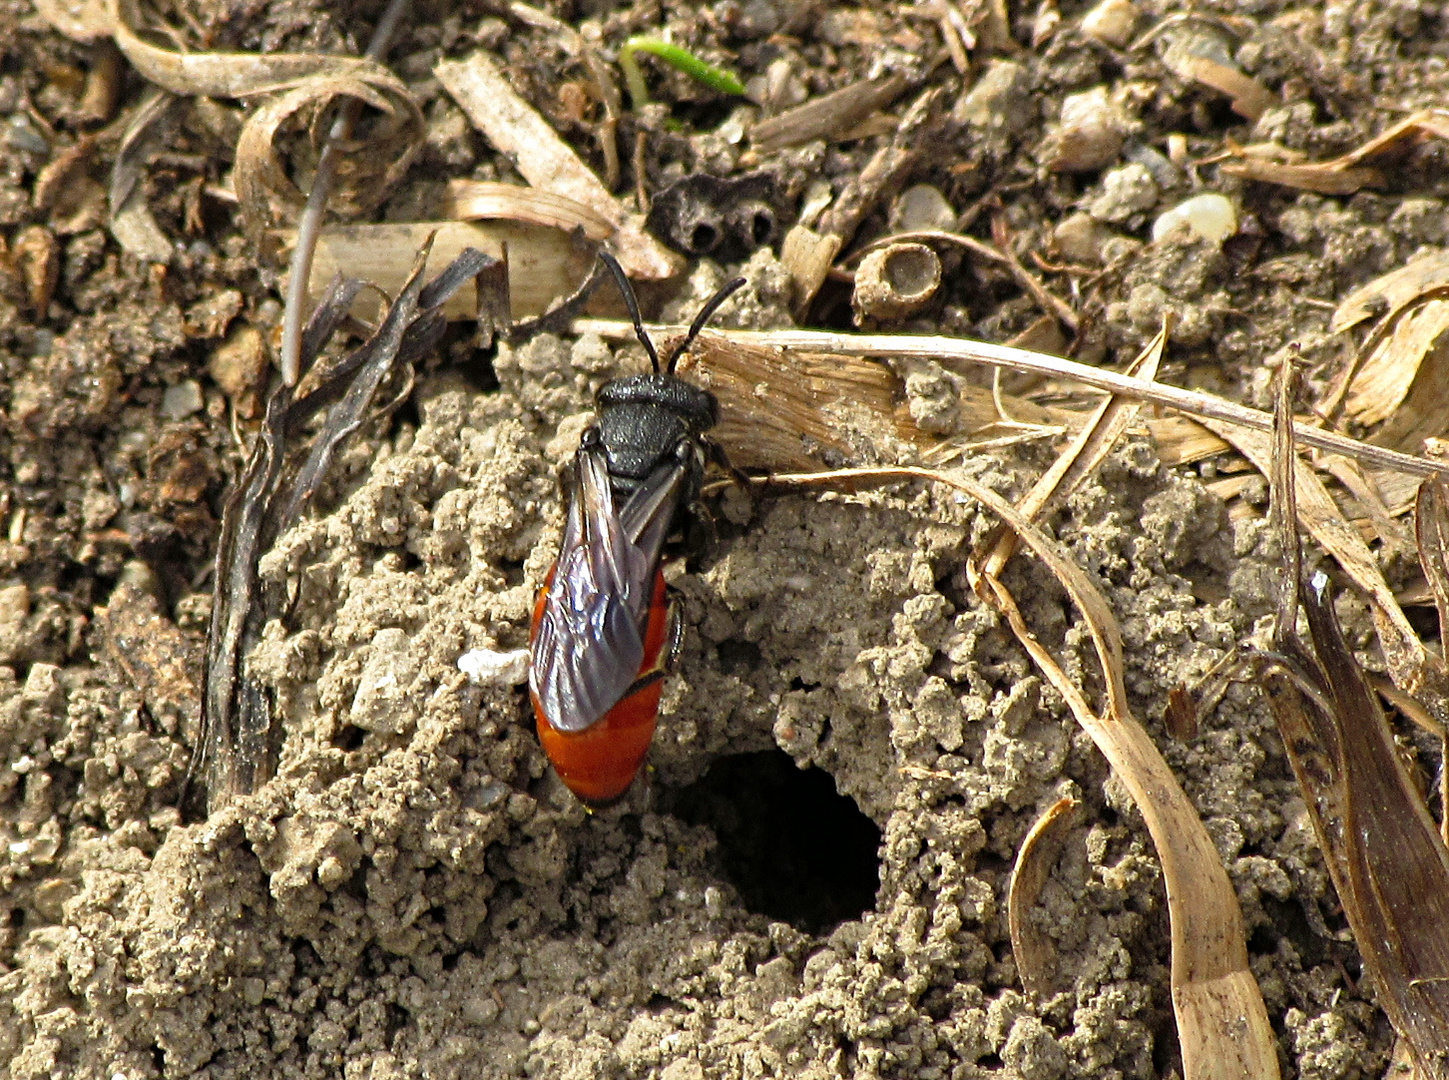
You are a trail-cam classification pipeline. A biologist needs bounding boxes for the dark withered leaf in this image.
[186,244,504,817]
[1263,372,1449,1080]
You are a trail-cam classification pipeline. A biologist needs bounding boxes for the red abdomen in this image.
[530,567,670,806]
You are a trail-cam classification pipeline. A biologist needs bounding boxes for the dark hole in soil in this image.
[666,749,881,934]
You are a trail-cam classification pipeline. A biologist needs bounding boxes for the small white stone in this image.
[1152,193,1238,245]
[458,647,530,687]
[890,184,958,233]
[1080,0,1138,47]
[160,380,204,420]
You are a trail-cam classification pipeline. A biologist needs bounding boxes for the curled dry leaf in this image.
[107,0,399,98]
[1327,250,1449,432]
[442,180,616,243]
[1332,250,1449,334]
[232,72,422,241]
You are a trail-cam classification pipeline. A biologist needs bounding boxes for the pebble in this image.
[1043,87,1126,173]
[1088,162,1158,222]
[1052,212,1115,264]
[1151,193,1238,244]
[160,380,204,420]
[953,60,1033,135]
[1079,0,1138,47]
[890,184,958,232]
[458,647,531,687]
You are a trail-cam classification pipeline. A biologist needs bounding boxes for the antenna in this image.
[599,251,660,374]
[665,276,747,373]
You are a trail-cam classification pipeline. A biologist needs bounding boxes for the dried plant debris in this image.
[231,70,421,242]
[1007,795,1081,1001]
[1259,393,1449,1080]
[750,71,913,154]
[1327,250,1449,444]
[190,243,499,814]
[434,50,679,280]
[761,461,1279,1080]
[1220,109,1449,195]
[300,220,592,322]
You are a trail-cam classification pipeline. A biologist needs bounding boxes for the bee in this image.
[528,253,744,806]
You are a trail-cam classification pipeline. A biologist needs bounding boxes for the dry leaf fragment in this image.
[1008,795,1081,1001]
[232,73,422,242]
[1341,299,1449,429]
[1325,251,1449,434]
[750,72,911,153]
[1218,157,1382,195]
[443,180,616,242]
[33,0,113,42]
[434,52,679,282]
[1332,250,1449,334]
[1221,110,1449,195]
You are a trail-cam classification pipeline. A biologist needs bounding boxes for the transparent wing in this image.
[529,444,685,732]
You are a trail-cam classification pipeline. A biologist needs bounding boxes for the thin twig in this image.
[573,318,1449,480]
[278,0,412,386]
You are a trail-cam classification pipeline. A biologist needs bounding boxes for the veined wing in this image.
[529,443,685,732]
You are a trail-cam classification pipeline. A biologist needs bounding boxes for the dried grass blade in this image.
[572,320,1449,480]
[189,247,498,814]
[1415,479,1449,831]
[750,72,911,153]
[979,320,1167,577]
[188,378,294,814]
[760,465,1278,1080]
[1195,417,1435,700]
[434,52,679,281]
[1008,796,1080,1001]
[1269,573,1449,1080]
